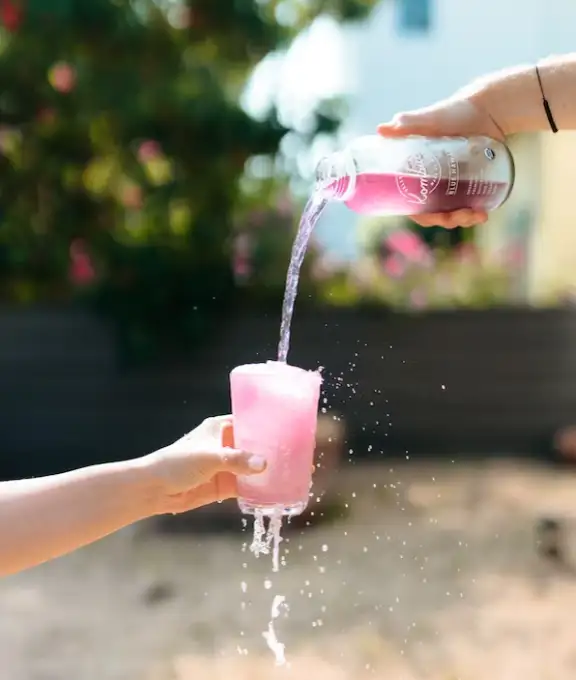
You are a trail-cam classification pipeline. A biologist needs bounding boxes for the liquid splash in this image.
[250,507,284,573]
[262,594,288,666]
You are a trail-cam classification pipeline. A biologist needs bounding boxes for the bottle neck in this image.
[315,151,357,202]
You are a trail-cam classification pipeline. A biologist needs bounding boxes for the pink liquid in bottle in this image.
[343,172,510,214]
[230,361,321,517]
[316,135,514,216]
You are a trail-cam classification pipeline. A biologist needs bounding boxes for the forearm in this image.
[0,458,160,576]
[465,54,576,135]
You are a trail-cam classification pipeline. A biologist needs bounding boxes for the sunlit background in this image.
[3,0,576,678]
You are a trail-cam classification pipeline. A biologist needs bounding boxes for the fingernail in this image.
[248,455,266,472]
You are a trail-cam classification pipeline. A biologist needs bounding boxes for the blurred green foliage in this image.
[0,0,373,364]
[232,188,323,305]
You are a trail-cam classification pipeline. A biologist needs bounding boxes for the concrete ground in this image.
[2,461,576,680]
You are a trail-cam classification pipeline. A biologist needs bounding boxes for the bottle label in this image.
[396,150,442,205]
[342,137,511,215]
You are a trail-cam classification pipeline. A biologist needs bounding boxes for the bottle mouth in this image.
[315,152,356,202]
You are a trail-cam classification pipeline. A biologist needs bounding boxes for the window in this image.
[397,0,431,33]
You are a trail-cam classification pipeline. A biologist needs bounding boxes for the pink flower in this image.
[69,240,96,285]
[409,289,427,309]
[37,108,57,125]
[383,254,406,279]
[560,288,576,306]
[456,242,480,264]
[276,191,293,217]
[249,210,266,228]
[311,255,340,282]
[1,0,23,33]
[436,273,454,296]
[234,233,252,258]
[122,185,143,209]
[503,242,525,267]
[386,229,431,265]
[232,233,253,282]
[49,62,76,94]
[137,140,162,163]
[168,5,194,29]
[233,255,251,281]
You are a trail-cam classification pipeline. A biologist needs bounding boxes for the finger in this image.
[215,471,238,501]
[217,449,267,476]
[197,415,233,440]
[177,474,238,512]
[409,209,486,229]
[202,414,233,429]
[377,119,429,138]
[409,213,447,227]
[377,111,440,138]
[442,209,489,229]
[221,421,235,449]
[471,210,488,224]
[444,211,472,228]
[378,99,469,138]
[377,121,412,138]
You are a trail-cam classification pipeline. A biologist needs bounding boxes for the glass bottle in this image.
[315,134,515,215]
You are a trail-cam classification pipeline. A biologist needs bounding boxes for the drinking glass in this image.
[230,361,321,517]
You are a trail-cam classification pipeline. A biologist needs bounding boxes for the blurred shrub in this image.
[231,186,322,305]
[314,216,530,311]
[0,0,374,363]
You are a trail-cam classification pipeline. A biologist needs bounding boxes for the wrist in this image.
[121,455,166,518]
[468,64,546,137]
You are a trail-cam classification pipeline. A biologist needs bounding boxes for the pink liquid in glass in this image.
[340,172,511,214]
[230,361,321,517]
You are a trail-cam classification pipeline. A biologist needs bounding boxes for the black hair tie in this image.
[535,64,558,133]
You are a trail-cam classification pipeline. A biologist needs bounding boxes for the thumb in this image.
[217,449,267,476]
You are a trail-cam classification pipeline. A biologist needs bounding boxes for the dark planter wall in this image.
[190,307,576,458]
[1,305,576,478]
